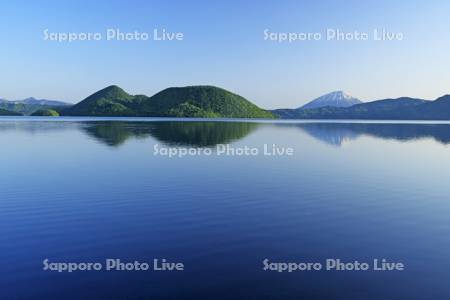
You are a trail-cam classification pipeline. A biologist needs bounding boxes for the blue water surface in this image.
[1,117,449,299]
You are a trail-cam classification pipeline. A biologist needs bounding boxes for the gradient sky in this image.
[1,0,449,108]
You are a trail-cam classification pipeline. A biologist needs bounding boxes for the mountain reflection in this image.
[0,119,449,147]
[83,121,260,147]
[287,123,450,146]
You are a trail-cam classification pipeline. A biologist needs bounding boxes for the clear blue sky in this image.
[1,0,449,108]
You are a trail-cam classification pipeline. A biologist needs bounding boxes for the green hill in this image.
[138,86,274,118]
[63,85,275,119]
[0,108,22,116]
[31,109,60,116]
[62,85,135,116]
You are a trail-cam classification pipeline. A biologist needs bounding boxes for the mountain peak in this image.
[300,91,362,110]
[99,85,127,94]
[329,90,353,98]
[104,84,122,90]
[85,85,132,102]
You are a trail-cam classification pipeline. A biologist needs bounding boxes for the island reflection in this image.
[0,119,449,147]
[83,121,260,147]
[84,121,450,147]
[286,123,450,146]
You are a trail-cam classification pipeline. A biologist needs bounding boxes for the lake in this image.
[1,117,450,299]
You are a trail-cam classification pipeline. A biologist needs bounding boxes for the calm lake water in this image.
[1,117,450,299]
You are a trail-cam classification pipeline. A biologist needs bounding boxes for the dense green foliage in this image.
[0,108,22,116]
[273,97,450,120]
[63,85,135,116]
[138,86,275,118]
[31,109,60,116]
[63,85,275,119]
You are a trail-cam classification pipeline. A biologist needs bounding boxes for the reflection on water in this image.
[289,123,450,146]
[83,122,151,146]
[0,119,449,147]
[83,121,260,147]
[291,123,360,146]
[148,122,259,147]
[1,117,450,300]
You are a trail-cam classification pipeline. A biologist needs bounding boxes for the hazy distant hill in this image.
[412,95,450,120]
[18,97,69,107]
[0,97,70,115]
[63,85,275,119]
[0,108,22,116]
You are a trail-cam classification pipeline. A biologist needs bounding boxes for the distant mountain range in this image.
[1,87,450,120]
[62,85,275,119]
[300,91,362,109]
[0,97,70,115]
[273,92,450,120]
[14,97,69,106]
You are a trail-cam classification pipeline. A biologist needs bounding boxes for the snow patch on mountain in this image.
[300,91,362,109]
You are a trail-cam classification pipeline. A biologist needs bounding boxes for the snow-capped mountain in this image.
[300,91,362,110]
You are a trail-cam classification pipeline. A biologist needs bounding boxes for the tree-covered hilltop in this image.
[62,85,275,119]
[62,85,135,116]
[31,109,60,116]
[0,108,22,116]
[137,86,275,118]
